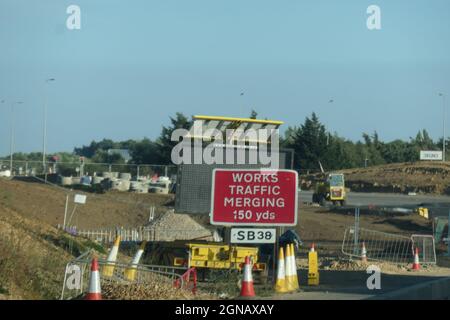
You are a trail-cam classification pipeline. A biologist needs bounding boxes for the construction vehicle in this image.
[312,173,346,206]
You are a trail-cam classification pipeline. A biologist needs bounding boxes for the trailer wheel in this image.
[318,195,326,206]
[257,269,269,285]
[312,193,319,203]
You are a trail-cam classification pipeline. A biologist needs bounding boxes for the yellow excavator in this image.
[312,173,346,206]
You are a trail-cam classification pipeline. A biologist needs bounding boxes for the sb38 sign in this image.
[231,228,276,244]
[210,169,298,226]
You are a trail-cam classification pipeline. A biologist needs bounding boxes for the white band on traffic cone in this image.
[86,258,101,300]
[284,244,295,291]
[290,244,299,290]
[103,236,121,277]
[275,247,287,293]
[240,256,255,297]
[106,236,121,262]
[361,242,367,262]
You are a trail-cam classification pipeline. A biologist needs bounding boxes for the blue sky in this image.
[1,0,450,156]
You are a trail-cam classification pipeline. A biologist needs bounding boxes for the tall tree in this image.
[286,112,328,170]
[156,112,193,164]
[129,138,160,164]
[362,131,385,166]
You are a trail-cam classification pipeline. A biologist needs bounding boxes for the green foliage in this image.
[0,285,8,295]
[155,112,193,164]
[2,152,43,161]
[284,112,329,170]
[45,233,107,256]
[68,183,105,194]
[129,138,160,164]
[283,113,444,171]
[69,113,192,166]
[91,150,125,164]
[5,112,447,171]
[74,139,116,158]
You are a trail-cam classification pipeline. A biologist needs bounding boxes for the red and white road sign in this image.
[210,169,298,226]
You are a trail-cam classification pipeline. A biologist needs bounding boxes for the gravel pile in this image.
[102,282,192,300]
[146,210,216,241]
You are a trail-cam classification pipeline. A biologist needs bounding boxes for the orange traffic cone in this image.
[240,256,255,297]
[361,242,367,263]
[412,247,420,270]
[85,257,102,300]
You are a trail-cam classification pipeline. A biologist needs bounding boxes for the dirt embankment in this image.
[0,204,214,300]
[300,162,450,195]
[0,205,107,299]
[0,178,216,300]
[294,205,432,255]
[0,178,174,228]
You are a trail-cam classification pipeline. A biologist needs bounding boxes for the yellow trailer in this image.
[174,243,267,272]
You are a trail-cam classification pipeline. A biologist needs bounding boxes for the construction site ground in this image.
[0,177,173,228]
[1,177,450,299]
[301,161,450,195]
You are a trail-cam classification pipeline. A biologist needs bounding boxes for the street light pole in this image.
[1,100,4,169]
[9,101,23,175]
[439,93,446,162]
[10,103,13,172]
[43,78,55,174]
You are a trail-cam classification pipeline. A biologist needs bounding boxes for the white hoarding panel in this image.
[420,151,443,161]
[74,194,87,204]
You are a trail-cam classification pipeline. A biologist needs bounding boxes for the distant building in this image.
[107,149,131,163]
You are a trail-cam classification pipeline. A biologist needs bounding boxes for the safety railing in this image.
[60,226,214,243]
[342,227,436,264]
[174,267,198,295]
[0,159,176,178]
[411,234,436,265]
[61,250,187,300]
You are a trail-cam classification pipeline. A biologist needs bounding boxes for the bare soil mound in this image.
[300,162,450,195]
[0,178,173,228]
[0,204,105,299]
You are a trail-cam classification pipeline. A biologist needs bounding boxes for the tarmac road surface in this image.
[299,190,450,208]
[265,270,450,300]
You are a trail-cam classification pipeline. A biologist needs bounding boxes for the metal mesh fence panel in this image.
[342,227,414,264]
[1,160,176,180]
[411,234,436,264]
[61,250,186,300]
[69,226,214,243]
